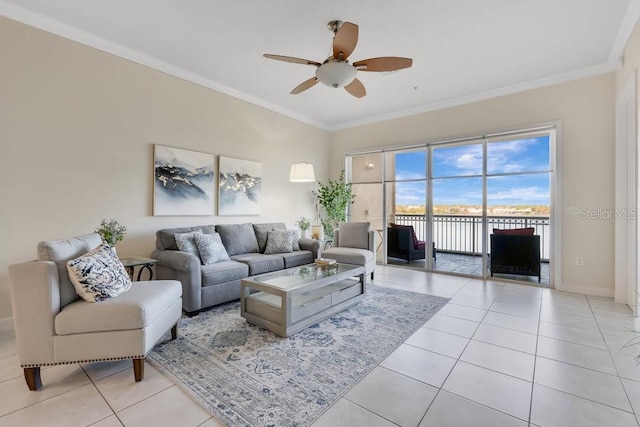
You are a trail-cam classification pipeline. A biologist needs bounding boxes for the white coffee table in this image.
[240,263,366,337]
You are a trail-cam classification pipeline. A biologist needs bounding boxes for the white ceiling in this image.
[2,0,639,130]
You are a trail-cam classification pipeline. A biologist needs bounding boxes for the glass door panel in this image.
[431,176,483,276]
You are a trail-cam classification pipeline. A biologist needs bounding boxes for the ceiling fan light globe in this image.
[316,61,357,88]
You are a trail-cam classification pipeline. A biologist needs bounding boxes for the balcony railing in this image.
[393,214,550,261]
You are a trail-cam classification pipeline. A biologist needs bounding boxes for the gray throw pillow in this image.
[338,222,370,249]
[264,230,294,254]
[194,233,230,264]
[253,223,287,253]
[216,223,259,256]
[174,231,203,257]
[290,230,301,251]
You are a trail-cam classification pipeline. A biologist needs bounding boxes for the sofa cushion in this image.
[38,233,103,307]
[67,242,132,302]
[156,225,216,250]
[338,222,370,249]
[195,232,230,264]
[493,227,535,236]
[281,251,313,268]
[55,280,181,335]
[264,230,294,254]
[252,223,286,253]
[322,247,374,265]
[201,260,249,287]
[174,231,202,257]
[216,223,259,256]
[231,253,284,275]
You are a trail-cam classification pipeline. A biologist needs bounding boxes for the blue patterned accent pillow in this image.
[194,232,230,264]
[264,230,294,254]
[174,231,202,258]
[66,242,132,302]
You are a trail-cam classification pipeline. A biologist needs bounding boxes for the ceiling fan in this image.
[263,20,413,98]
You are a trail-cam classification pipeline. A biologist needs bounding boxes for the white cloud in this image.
[487,186,549,202]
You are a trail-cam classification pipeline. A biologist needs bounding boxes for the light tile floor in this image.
[2,265,640,426]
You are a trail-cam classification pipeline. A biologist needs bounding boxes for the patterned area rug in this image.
[148,285,449,427]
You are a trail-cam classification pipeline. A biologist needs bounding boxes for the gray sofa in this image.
[151,223,319,314]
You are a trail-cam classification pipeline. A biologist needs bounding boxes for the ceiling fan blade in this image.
[263,54,321,67]
[353,57,413,72]
[333,22,358,60]
[291,77,319,94]
[344,78,366,98]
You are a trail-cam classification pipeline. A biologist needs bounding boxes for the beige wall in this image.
[330,73,616,296]
[0,17,330,322]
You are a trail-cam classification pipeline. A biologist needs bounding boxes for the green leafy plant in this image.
[96,218,127,246]
[295,217,311,231]
[314,170,355,238]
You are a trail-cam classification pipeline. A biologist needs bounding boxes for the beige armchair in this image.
[8,233,182,390]
[322,222,376,280]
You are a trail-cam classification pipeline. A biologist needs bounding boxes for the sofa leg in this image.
[24,367,42,391]
[171,323,178,340]
[371,272,374,280]
[133,358,145,382]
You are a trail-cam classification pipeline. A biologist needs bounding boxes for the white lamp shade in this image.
[289,162,315,182]
[315,61,357,88]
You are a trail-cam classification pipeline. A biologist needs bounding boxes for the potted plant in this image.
[314,170,355,239]
[295,217,311,238]
[96,218,127,247]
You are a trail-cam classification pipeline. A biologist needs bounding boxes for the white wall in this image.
[0,17,330,322]
[330,73,616,296]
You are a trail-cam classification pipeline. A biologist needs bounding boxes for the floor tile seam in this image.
[487,308,540,321]
[481,320,537,336]
[421,324,479,339]
[434,388,531,425]
[469,336,536,356]
[114,382,179,416]
[0,379,95,419]
[86,365,133,384]
[0,352,17,362]
[439,382,531,424]
[196,416,219,427]
[536,318,599,333]
[584,296,637,408]
[534,353,620,377]
[538,308,596,319]
[82,363,121,417]
[447,301,492,313]
[402,341,464,360]
[339,396,402,426]
[457,354,534,382]
[527,294,544,423]
[436,311,486,324]
[535,333,608,351]
[531,380,635,414]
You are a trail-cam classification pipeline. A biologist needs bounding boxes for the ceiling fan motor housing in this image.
[316,60,357,88]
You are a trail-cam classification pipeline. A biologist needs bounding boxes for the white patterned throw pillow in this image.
[66,242,132,302]
[264,230,294,254]
[174,231,202,258]
[194,232,230,264]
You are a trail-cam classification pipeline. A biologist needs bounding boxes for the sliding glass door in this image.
[346,127,555,286]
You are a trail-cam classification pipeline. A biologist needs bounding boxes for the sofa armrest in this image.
[151,249,200,272]
[151,249,202,312]
[298,238,320,259]
[8,261,59,366]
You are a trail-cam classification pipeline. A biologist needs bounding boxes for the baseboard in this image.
[554,283,614,298]
[0,317,15,339]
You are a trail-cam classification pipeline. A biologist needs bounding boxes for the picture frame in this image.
[218,156,262,215]
[153,144,215,216]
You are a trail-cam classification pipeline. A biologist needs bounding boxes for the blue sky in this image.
[393,136,550,206]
